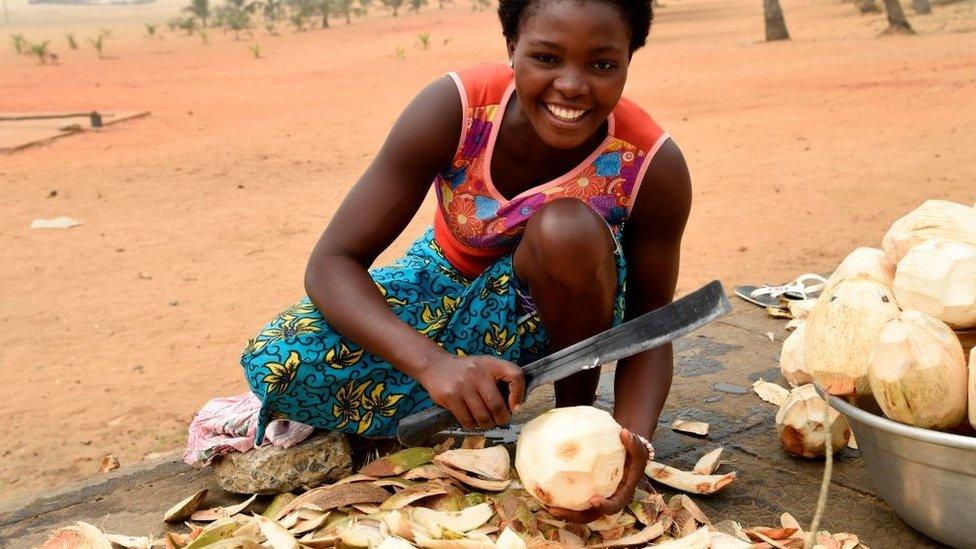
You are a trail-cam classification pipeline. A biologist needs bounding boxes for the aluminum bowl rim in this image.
[814,384,976,452]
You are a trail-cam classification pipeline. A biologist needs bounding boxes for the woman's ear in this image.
[506,39,516,65]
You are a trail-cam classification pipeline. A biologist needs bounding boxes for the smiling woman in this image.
[233,0,691,524]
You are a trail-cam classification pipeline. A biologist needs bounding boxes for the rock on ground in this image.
[213,430,352,494]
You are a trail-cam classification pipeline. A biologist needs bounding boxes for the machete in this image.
[396,279,731,446]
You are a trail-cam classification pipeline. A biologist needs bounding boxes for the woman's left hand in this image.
[546,429,651,524]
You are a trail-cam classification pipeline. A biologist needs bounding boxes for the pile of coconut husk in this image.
[42,437,868,549]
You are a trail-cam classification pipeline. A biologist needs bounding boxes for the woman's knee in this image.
[515,199,616,291]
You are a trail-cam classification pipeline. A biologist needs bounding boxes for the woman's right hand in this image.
[416,354,526,430]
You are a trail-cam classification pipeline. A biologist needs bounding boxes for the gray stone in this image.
[212,430,352,494]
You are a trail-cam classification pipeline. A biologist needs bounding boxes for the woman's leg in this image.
[513,199,618,407]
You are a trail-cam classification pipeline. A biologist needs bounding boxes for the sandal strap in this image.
[749,273,827,300]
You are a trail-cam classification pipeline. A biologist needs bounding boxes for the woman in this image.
[241,0,691,522]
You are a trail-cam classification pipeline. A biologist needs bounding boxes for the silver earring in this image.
[508,59,514,69]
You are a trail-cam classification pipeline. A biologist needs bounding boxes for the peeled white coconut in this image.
[970,348,976,430]
[823,247,896,293]
[780,322,812,387]
[893,239,976,329]
[805,275,900,395]
[775,384,851,458]
[515,406,625,511]
[882,199,976,265]
[868,310,968,430]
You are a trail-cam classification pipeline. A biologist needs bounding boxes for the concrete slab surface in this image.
[0,302,943,547]
[0,111,150,152]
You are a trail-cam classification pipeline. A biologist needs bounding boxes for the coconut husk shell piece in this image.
[411,503,495,536]
[335,473,380,485]
[436,463,512,492]
[362,448,437,477]
[403,464,451,481]
[434,445,511,481]
[692,448,723,476]
[164,489,209,523]
[380,482,451,510]
[191,494,258,522]
[667,495,709,526]
[103,533,155,549]
[276,482,391,518]
[183,519,240,549]
[670,420,709,437]
[744,527,798,542]
[585,522,664,548]
[496,527,529,549]
[374,477,419,491]
[337,517,386,547]
[42,522,114,549]
[644,462,736,495]
[413,535,496,549]
[262,493,297,519]
[752,379,790,407]
[164,531,188,549]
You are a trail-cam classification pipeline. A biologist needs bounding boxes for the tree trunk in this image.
[882,0,915,33]
[856,0,881,13]
[763,0,790,41]
[911,0,931,14]
[322,10,329,27]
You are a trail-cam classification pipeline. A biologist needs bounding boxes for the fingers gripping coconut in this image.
[515,406,650,524]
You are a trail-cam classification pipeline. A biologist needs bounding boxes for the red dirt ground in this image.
[1,0,974,502]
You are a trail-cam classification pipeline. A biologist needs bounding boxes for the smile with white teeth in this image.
[545,103,588,122]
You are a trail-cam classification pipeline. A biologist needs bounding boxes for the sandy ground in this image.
[1,0,974,503]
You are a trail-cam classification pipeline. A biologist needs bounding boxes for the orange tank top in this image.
[433,64,671,278]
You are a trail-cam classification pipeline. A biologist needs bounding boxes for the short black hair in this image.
[498,0,653,53]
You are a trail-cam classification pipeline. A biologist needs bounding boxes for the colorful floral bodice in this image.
[432,64,671,278]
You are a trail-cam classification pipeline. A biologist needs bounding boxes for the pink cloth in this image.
[184,393,315,467]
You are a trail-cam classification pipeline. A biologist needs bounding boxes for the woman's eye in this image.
[593,61,617,70]
[533,54,557,64]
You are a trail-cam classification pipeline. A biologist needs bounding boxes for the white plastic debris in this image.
[31,216,82,229]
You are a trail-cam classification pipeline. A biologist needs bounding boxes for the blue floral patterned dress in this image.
[241,231,627,441]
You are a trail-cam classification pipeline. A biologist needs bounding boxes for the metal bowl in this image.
[819,388,976,548]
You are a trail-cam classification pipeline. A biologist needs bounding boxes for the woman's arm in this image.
[614,138,692,439]
[305,76,525,430]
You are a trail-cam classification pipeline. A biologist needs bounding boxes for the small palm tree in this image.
[184,0,211,27]
[380,0,403,16]
[65,32,78,49]
[249,42,261,58]
[145,23,158,37]
[29,40,53,64]
[11,33,26,54]
[416,32,429,49]
[89,34,105,58]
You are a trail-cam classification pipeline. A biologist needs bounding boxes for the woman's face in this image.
[508,0,631,150]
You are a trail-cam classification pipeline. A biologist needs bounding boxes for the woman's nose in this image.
[552,69,589,98]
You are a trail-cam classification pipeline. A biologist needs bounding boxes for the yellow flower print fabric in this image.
[241,228,626,440]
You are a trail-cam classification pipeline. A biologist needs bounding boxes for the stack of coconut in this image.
[777,199,976,454]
